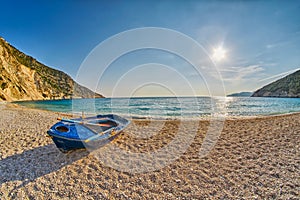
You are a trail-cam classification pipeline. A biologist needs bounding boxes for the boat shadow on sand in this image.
[0,144,89,192]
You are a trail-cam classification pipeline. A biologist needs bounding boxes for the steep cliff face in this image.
[0,37,104,101]
[252,70,300,98]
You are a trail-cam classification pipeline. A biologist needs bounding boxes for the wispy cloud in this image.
[266,40,291,49]
[265,30,300,49]
[187,62,266,83]
[218,64,265,83]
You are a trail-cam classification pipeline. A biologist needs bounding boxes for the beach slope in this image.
[0,104,299,199]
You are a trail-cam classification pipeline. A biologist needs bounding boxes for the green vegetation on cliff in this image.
[227,92,253,97]
[0,37,104,101]
[252,70,300,98]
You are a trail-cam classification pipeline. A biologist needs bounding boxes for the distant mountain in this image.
[252,70,300,98]
[227,92,253,97]
[0,37,104,101]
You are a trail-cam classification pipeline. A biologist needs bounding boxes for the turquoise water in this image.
[16,97,300,119]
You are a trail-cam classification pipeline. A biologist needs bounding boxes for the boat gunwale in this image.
[47,115,130,142]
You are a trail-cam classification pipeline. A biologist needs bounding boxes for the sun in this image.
[212,46,226,62]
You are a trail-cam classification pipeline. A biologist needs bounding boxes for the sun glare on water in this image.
[212,46,227,62]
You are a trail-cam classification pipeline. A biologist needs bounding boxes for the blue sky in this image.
[1,0,299,97]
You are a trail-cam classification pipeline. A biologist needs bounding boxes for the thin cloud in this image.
[266,40,291,49]
[219,65,265,82]
[266,30,300,49]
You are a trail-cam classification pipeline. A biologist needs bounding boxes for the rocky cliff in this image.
[0,37,104,101]
[252,70,300,98]
[227,92,253,97]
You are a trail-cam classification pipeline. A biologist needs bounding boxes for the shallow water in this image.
[16,97,300,119]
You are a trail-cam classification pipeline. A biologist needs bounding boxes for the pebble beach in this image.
[0,103,299,199]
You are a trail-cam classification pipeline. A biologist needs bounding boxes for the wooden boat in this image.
[47,114,130,153]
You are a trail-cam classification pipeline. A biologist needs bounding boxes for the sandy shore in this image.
[0,103,299,199]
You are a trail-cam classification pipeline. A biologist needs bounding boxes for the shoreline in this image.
[0,103,299,198]
[10,101,300,122]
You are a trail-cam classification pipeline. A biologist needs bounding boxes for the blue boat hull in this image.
[47,114,130,153]
[50,135,85,152]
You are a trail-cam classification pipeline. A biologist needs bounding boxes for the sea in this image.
[16,97,300,119]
